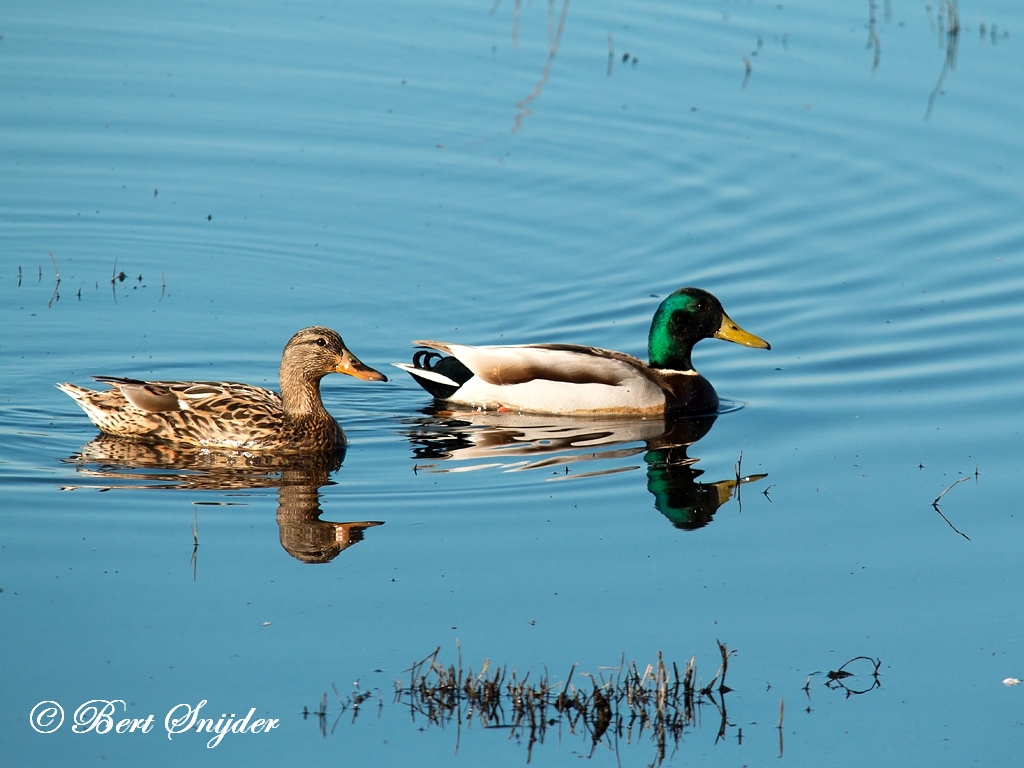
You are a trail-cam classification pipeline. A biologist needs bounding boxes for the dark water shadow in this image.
[400,406,767,531]
[60,437,382,564]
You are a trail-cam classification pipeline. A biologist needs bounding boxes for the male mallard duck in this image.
[393,287,768,415]
[58,327,386,452]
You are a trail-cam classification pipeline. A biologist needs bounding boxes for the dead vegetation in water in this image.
[310,646,887,762]
[931,470,976,541]
[313,642,737,766]
[825,656,883,697]
[17,254,157,306]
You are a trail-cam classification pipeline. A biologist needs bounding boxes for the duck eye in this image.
[315,338,327,347]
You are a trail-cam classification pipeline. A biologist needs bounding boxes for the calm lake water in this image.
[3,0,1024,765]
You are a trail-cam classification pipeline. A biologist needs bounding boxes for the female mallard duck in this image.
[58,327,387,452]
[393,287,768,415]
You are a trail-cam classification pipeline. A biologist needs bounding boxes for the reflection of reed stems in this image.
[925,1,960,120]
[512,0,570,132]
[777,697,784,757]
[704,638,735,694]
[513,0,520,48]
[867,0,881,72]
[110,257,120,303]
[190,504,200,580]
[338,645,739,765]
[47,251,61,308]
[826,656,883,696]
[487,0,522,47]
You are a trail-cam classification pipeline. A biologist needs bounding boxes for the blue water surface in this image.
[2,1,1024,765]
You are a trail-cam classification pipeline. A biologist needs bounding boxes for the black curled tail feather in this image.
[410,350,473,400]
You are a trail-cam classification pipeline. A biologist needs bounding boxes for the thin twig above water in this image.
[932,475,971,540]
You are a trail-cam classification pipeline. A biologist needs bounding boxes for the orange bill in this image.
[336,349,388,381]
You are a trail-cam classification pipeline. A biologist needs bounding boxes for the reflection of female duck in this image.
[275,475,383,565]
[64,436,383,563]
[58,327,386,452]
[395,288,768,415]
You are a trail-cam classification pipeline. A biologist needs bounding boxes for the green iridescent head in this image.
[647,287,769,370]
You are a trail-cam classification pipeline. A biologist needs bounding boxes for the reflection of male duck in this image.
[643,416,766,530]
[407,409,656,475]
[63,436,382,563]
[402,408,766,529]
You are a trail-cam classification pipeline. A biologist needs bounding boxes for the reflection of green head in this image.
[648,287,769,370]
[645,452,719,530]
[641,412,736,530]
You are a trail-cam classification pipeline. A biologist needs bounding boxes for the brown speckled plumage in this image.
[57,327,387,452]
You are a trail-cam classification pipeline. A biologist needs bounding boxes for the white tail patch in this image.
[392,363,459,388]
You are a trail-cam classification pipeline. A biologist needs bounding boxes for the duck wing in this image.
[411,341,657,388]
[92,376,281,414]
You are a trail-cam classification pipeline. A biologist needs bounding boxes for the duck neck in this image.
[280,364,326,419]
[648,316,695,371]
